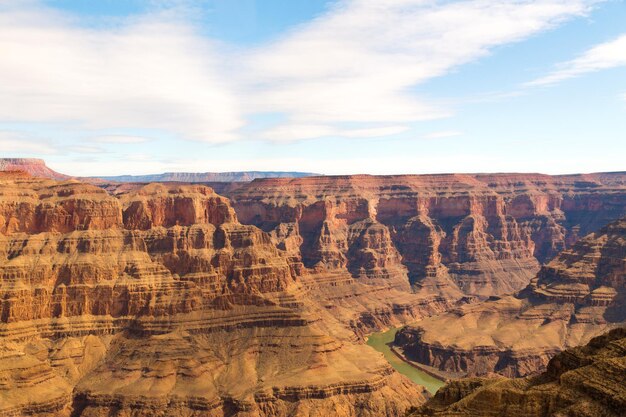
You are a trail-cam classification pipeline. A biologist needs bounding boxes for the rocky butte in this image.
[0,158,69,181]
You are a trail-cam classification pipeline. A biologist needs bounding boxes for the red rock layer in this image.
[221,173,626,298]
[0,158,69,180]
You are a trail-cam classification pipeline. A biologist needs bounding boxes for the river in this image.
[366,327,445,394]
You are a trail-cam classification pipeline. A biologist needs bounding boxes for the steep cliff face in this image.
[223,173,626,298]
[394,216,626,378]
[0,175,428,417]
[408,327,626,417]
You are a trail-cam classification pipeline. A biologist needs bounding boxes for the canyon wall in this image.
[407,327,626,417]
[222,173,626,298]
[2,168,626,416]
[0,174,431,417]
[394,216,626,378]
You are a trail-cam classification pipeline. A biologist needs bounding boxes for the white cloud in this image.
[0,3,243,143]
[246,0,597,127]
[0,0,601,148]
[0,131,58,154]
[423,130,463,139]
[526,33,626,86]
[91,135,152,144]
[260,124,408,142]
[66,145,105,154]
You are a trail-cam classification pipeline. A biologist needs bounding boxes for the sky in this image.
[1,0,625,176]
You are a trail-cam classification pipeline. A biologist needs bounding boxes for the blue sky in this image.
[1,0,625,176]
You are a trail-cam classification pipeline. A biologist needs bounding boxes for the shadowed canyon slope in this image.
[220,173,626,298]
[0,173,436,417]
[407,327,626,417]
[394,216,626,378]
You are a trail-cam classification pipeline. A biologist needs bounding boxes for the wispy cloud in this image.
[423,130,463,140]
[526,33,626,86]
[260,124,408,142]
[246,0,597,130]
[65,145,106,154]
[0,131,58,154]
[91,135,152,144]
[0,3,243,143]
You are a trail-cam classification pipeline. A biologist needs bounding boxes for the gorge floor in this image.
[366,326,445,394]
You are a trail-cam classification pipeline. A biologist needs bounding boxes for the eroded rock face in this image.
[0,176,428,417]
[408,327,626,417]
[394,217,626,378]
[0,158,69,181]
[222,173,626,298]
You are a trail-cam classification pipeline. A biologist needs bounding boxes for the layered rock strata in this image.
[394,217,626,378]
[0,174,428,417]
[408,327,626,417]
[219,173,626,298]
[0,158,69,181]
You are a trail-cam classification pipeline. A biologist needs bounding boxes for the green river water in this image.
[366,327,445,394]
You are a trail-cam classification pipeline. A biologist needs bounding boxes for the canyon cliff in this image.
[394,216,626,378]
[407,327,626,417]
[0,159,69,181]
[0,173,434,417]
[220,173,626,299]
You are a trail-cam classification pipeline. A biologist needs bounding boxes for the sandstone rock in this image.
[0,158,69,181]
[408,327,626,417]
[222,173,626,299]
[394,217,626,378]
[0,177,427,417]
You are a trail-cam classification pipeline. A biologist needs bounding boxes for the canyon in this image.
[406,326,626,417]
[218,173,626,299]
[0,172,440,417]
[394,215,626,378]
[1,163,626,416]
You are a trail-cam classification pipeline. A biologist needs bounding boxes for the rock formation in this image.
[394,216,626,378]
[221,173,626,298]
[407,327,626,417]
[0,158,69,180]
[2,168,626,416]
[0,173,430,417]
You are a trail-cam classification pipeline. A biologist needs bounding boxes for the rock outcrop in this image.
[221,173,626,298]
[394,216,626,378]
[0,174,428,417]
[407,327,626,417]
[0,158,69,180]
